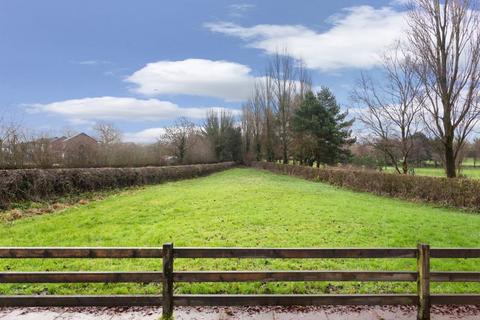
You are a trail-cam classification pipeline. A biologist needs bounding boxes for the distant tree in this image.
[268,51,297,164]
[257,77,277,162]
[27,133,56,168]
[202,110,221,160]
[352,42,423,174]
[202,109,242,162]
[61,126,77,138]
[473,138,480,167]
[226,126,243,162]
[293,88,356,166]
[242,82,265,161]
[93,122,122,166]
[162,118,197,164]
[94,122,121,146]
[267,51,312,164]
[408,132,433,167]
[0,121,27,168]
[350,141,388,170]
[185,134,216,164]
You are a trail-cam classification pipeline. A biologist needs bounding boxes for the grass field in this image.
[386,166,480,178]
[415,167,480,178]
[0,168,479,296]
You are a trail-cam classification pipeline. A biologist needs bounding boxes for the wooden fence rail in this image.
[0,244,479,320]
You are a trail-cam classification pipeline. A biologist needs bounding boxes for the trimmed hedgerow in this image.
[251,161,480,211]
[0,162,235,209]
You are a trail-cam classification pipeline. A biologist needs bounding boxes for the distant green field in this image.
[462,158,478,166]
[1,168,479,296]
[386,166,480,178]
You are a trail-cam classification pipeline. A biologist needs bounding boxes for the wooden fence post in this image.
[162,243,174,319]
[417,243,430,320]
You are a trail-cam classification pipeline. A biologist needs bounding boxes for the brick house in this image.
[51,133,98,167]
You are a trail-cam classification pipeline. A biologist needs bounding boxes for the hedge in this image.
[251,161,480,211]
[0,162,236,209]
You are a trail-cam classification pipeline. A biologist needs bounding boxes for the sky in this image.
[0,0,409,143]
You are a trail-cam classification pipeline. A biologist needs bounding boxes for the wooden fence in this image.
[0,243,479,319]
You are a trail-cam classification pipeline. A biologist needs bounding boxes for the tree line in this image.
[241,0,480,178]
[240,52,355,167]
[1,0,479,179]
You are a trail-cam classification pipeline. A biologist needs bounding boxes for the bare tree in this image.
[257,76,277,162]
[162,117,197,164]
[243,80,269,161]
[241,103,253,160]
[93,122,122,166]
[268,50,298,164]
[61,126,77,138]
[296,60,313,100]
[27,132,56,168]
[93,122,121,167]
[94,122,122,146]
[0,121,27,168]
[406,0,480,177]
[352,43,423,174]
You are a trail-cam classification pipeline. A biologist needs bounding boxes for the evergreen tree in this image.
[293,88,355,166]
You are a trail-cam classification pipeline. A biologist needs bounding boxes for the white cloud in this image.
[390,0,411,5]
[205,5,407,71]
[27,96,238,122]
[73,60,111,66]
[229,4,255,11]
[125,59,256,101]
[228,3,255,18]
[123,127,166,144]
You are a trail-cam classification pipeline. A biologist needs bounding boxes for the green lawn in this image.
[0,168,479,295]
[385,166,480,178]
[415,167,480,178]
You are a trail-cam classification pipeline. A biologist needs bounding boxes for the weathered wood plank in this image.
[174,248,417,259]
[174,271,417,282]
[0,295,162,307]
[430,249,480,259]
[431,294,480,305]
[0,247,163,258]
[417,243,431,320]
[0,272,163,283]
[162,243,174,319]
[431,272,480,282]
[173,294,418,306]
[3,247,480,259]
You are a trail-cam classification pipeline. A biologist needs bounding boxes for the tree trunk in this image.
[255,142,261,161]
[444,137,457,178]
[402,159,408,174]
[282,142,288,164]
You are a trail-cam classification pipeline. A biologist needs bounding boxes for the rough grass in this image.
[0,168,479,296]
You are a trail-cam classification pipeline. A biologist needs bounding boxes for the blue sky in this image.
[0,0,408,143]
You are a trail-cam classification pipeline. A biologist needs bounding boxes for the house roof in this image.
[50,136,67,143]
[63,132,97,143]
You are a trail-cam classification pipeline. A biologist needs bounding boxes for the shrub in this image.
[0,162,236,209]
[251,161,480,211]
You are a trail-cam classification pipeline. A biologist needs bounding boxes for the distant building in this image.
[51,133,98,167]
